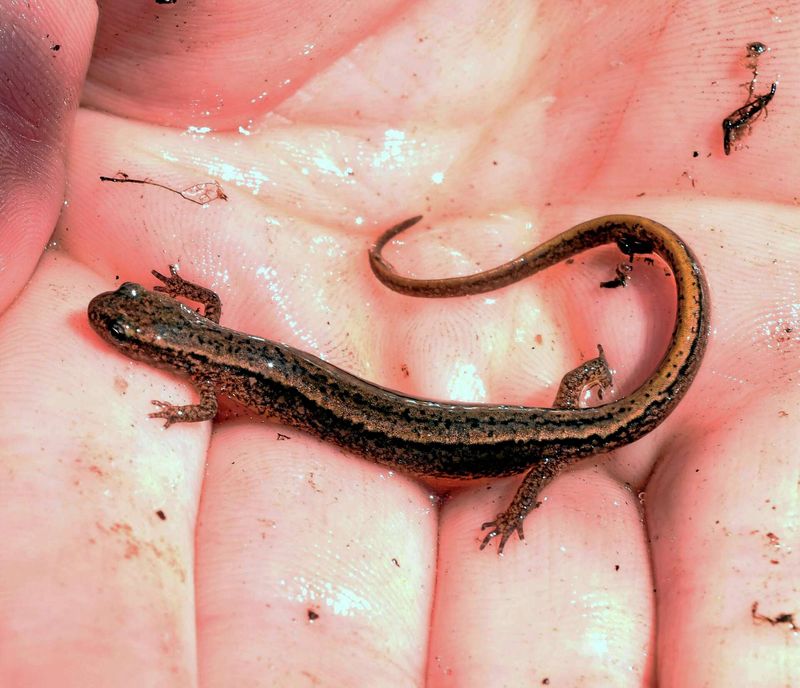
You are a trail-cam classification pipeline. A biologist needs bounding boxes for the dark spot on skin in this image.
[307,609,319,621]
[156,510,166,520]
[50,44,60,51]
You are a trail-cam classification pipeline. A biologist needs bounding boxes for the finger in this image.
[83,0,411,128]
[648,206,800,686]
[431,467,654,685]
[0,2,96,312]
[649,401,800,686]
[0,257,207,684]
[194,422,436,685]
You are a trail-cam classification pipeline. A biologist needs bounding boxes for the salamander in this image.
[87,214,709,553]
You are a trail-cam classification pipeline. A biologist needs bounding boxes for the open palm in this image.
[1,2,798,686]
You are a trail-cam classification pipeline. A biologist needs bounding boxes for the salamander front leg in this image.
[151,264,222,323]
[149,377,218,428]
[480,345,613,554]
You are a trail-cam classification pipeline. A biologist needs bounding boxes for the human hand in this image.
[1,2,798,686]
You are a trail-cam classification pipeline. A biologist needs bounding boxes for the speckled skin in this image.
[87,215,709,552]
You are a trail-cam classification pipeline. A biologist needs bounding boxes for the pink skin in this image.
[1,1,798,685]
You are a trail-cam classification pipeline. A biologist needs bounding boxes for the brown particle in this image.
[751,601,798,631]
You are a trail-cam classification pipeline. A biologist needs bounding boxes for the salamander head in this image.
[87,282,204,364]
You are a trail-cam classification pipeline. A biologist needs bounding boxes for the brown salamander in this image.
[87,214,709,553]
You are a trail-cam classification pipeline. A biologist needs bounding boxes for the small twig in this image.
[99,173,228,205]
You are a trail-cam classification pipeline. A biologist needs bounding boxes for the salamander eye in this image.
[109,321,128,341]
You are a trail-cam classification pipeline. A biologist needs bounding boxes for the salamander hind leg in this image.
[480,346,613,554]
[553,344,613,409]
[480,459,563,554]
